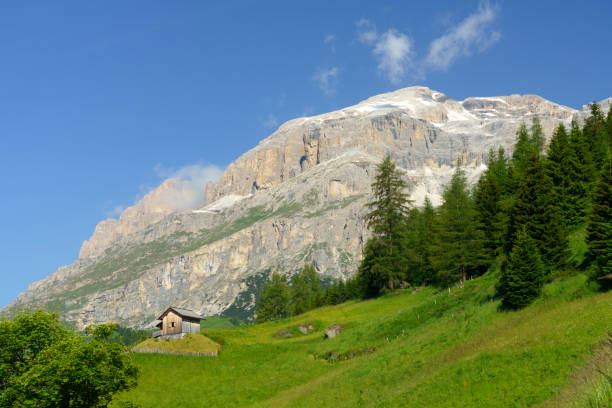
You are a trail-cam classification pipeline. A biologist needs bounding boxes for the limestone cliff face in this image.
[80,178,212,258]
[5,87,606,328]
[204,88,575,204]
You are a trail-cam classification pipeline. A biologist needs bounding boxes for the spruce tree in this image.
[499,228,545,309]
[475,149,508,258]
[583,103,608,168]
[403,197,436,285]
[431,164,489,286]
[546,124,582,226]
[568,121,594,219]
[507,123,531,193]
[256,273,290,323]
[357,237,393,297]
[530,116,546,155]
[507,152,569,271]
[289,264,322,315]
[586,158,612,283]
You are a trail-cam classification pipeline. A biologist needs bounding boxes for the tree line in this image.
[256,103,611,320]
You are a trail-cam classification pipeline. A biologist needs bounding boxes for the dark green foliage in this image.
[507,152,569,271]
[507,118,545,193]
[403,197,436,285]
[358,156,413,293]
[325,279,348,305]
[357,238,394,297]
[474,149,508,259]
[289,264,324,315]
[530,116,546,155]
[364,156,412,255]
[499,229,545,309]
[583,103,609,169]
[0,310,137,408]
[586,159,612,283]
[108,326,151,346]
[546,124,584,226]
[431,165,489,286]
[255,273,290,323]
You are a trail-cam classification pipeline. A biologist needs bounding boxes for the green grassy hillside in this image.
[113,271,611,408]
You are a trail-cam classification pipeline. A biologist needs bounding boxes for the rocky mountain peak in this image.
[8,87,608,329]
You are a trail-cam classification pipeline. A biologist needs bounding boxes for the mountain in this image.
[4,86,607,328]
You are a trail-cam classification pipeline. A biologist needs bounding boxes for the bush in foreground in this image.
[0,310,138,408]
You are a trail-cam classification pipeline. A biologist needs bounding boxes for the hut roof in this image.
[157,306,203,321]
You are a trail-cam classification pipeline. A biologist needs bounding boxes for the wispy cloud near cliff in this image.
[152,163,224,210]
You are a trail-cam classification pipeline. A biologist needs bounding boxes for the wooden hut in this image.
[154,307,203,339]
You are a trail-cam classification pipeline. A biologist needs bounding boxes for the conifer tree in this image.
[506,152,569,271]
[546,124,582,226]
[586,158,612,283]
[364,155,411,257]
[583,103,608,168]
[530,116,546,155]
[431,164,489,286]
[498,228,545,309]
[507,123,531,193]
[489,147,509,194]
[359,155,412,293]
[568,121,594,219]
[289,264,322,315]
[475,149,508,258]
[357,237,393,297]
[403,197,436,285]
[256,273,290,323]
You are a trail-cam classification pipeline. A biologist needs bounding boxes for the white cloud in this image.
[357,20,414,84]
[152,163,224,210]
[262,114,279,129]
[313,67,339,95]
[356,3,500,82]
[373,30,414,84]
[357,19,378,45]
[323,33,335,44]
[426,2,500,71]
[323,33,336,53]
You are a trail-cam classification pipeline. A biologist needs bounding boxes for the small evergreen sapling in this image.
[499,228,545,309]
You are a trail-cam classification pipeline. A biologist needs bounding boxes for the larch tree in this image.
[359,155,412,293]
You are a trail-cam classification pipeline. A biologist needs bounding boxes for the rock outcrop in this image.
[4,86,607,329]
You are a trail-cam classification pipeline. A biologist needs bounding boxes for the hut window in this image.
[171,322,175,327]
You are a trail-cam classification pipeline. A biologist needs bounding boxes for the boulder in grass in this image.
[274,329,293,338]
[324,324,344,339]
[298,323,315,334]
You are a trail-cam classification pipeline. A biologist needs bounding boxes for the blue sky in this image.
[1,0,611,308]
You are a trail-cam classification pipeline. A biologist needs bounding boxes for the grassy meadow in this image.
[115,271,611,407]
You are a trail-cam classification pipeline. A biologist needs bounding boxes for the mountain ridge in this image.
[4,86,610,328]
